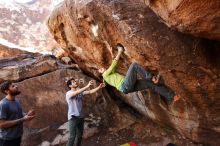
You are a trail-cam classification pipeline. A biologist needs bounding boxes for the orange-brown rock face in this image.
[47,0,220,145]
[144,0,220,40]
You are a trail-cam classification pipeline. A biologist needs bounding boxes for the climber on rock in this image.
[98,43,181,105]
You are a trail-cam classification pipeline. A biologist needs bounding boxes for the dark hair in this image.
[66,78,75,89]
[116,43,124,49]
[0,80,12,94]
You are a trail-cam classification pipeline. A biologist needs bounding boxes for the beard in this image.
[10,90,21,96]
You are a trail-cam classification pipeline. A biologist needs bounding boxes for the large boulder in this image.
[144,0,220,40]
[47,0,220,145]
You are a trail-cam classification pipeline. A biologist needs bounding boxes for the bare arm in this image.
[104,41,113,55]
[115,47,123,61]
[84,83,105,95]
[68,80,93,98]
[0,114,34,129]
[103,47,124,77]
[0,118,24,128]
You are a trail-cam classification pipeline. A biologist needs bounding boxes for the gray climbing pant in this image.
[120,63,174,101]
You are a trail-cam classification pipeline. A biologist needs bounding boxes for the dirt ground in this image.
[81,119,203,146]
[23,117,206,146]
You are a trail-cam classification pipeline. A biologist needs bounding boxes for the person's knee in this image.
[68,132,76,140]
[76,136,82,140]
[130,62,139,70]
[76,130,83,137]
[68,135,75,141]
[131,62,138,67]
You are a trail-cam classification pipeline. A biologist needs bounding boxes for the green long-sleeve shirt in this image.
[102,59,125,91]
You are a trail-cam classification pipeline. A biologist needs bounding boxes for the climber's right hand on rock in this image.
[117,46,124,53]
